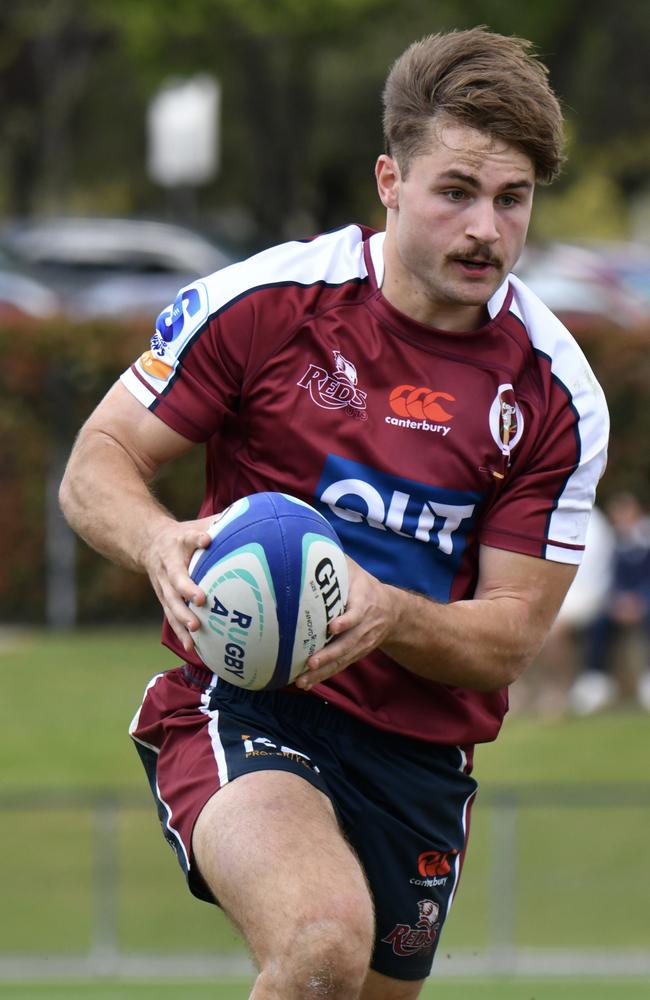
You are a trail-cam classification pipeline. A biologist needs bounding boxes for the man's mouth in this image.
[451,255,501,273]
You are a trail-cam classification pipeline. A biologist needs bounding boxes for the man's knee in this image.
[255,896,375,998]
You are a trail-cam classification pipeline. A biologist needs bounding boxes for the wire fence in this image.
[2,786,650,980]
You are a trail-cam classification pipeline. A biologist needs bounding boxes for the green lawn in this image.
[1,979,649,1000]
[1,627,649,969]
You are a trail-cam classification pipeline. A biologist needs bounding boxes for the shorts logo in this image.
[241,734,320,773]
[410,848,458,887]
[489,383,524,456]
[417,849,458,878]
[297,351,367,417]
[386,385,455,436]
[383,900,440,957]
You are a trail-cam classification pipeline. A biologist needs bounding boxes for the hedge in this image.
[2,315,649,623]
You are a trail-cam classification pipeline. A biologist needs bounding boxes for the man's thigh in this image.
[192,769,374,966]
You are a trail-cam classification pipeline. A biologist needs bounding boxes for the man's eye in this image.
[445,190,466,201]
[498,195,518,207]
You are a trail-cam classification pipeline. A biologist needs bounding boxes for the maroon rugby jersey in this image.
[121,225,609,745]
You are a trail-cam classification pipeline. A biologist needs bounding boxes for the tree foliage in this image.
[1,0,649,244]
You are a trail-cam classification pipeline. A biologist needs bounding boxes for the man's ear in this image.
[375,154,401,210]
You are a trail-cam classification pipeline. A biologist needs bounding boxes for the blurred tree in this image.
[0,0,113,214]
[0,0,648,244]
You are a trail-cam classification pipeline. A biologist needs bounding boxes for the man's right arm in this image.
[59,381,213,652]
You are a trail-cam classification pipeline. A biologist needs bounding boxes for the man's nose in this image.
[465,200,500,244]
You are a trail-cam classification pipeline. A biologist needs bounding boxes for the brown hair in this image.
[382,27,565,183]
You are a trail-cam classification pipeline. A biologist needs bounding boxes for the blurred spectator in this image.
[514,506,615,715]
[569,493,650,714]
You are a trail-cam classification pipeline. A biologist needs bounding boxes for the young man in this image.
[60,28,609,1000]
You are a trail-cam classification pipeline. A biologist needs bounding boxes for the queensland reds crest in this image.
[489,383,524,457]
[297,350,367,417]
[382,899,441,957]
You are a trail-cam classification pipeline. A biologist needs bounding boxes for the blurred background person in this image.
[512,506,615,716]
[569,492,650,714]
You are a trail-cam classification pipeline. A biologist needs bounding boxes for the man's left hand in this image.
[295,558,400,690]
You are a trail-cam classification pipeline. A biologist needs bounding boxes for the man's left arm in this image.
[297,545,577,692]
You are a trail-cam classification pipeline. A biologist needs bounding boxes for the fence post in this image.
[45,363,77,628]
[90,796,119,968]
[489,792,519,971]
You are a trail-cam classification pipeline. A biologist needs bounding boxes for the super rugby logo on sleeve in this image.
[314,456,483,602]
[138,282,210,383]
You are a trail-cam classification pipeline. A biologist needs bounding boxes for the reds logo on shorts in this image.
[382,899,441,957]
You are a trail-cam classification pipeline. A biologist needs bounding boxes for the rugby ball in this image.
[188,492,348,690]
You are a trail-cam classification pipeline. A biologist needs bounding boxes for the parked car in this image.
[0,246,60,322]
[588,242,650,306]
[0,216,235,321]
[515,242,650,332]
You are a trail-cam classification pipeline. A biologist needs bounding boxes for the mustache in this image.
[447,247,503,268]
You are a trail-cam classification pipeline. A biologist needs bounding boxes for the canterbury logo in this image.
[389,385,455,422]
[417,849,458,878]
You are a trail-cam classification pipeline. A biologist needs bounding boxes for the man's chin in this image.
[449,273,504,306]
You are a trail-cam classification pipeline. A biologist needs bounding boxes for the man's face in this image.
[376,120,536,330]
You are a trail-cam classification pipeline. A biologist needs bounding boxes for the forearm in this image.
[382,586,541,690]
[299,550,574,694]
[59,429,174,572]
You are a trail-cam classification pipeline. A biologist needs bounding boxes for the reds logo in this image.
[382,899,440,957]
[297,351,367,415]
[489,383,524,456]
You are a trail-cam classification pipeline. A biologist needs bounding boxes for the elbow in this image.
[58,479,76,534]
[58,471,71,520]
[58,458,81,530]
[478,639,542,692]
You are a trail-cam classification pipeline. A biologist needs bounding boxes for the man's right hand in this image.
[141,515,216,653]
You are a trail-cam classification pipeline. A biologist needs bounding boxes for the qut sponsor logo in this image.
[320,478,475,556]
[315,457,482,601]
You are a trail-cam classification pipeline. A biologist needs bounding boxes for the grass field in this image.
[1,627,649,993]
[1,979,650,999]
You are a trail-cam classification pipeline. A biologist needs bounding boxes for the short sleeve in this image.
[120,269,255,442]
[480,341,609,565]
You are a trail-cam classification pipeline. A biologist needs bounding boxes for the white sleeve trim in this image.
[120,367,157,408]
[544,544,584,565]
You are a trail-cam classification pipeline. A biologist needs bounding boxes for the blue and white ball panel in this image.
[188,493,348,690]
[291,534,347,667]
[190,545,279,690]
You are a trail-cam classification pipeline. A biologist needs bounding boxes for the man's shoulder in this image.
[506,272,579,352]
[506,274,604,389]
[505,272,609,438]
[200,224,374,314]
